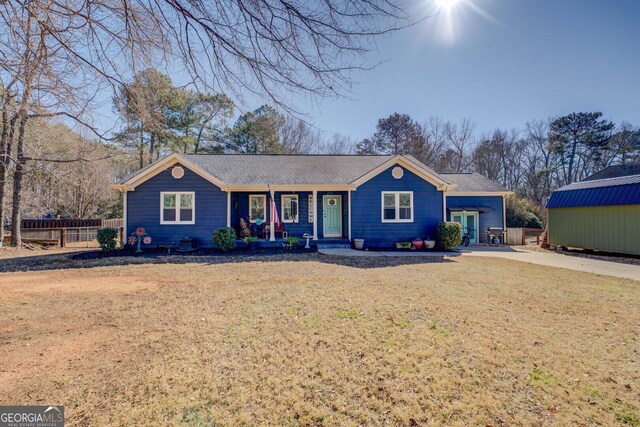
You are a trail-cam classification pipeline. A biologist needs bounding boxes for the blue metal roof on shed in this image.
[546,174,640,208]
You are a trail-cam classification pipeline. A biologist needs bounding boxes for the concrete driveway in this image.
[459,246,640,281]
[318,246,640,281]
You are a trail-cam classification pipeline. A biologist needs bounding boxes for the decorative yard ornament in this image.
[129,227,152,253]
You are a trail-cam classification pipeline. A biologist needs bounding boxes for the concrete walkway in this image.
[318,247,640,281]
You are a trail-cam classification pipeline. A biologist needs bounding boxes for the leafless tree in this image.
[315,133,356,154]
[416,117,449,170]
[521,119,555,205]
[280,117,322,154]
[1,0,411,246]
[440,118,474,172]
[471,128,524,189]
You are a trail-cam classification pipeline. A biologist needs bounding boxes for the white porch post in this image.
[347,190,352,241]
[269,189,276,241]
[502,194,507,228]
[442,191,447,221]
[226,191,231,227]
[122,190,128,248]
[312,190,318,240]
[502,194,508,245]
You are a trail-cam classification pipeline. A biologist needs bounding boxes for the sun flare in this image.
[435,0,461,11]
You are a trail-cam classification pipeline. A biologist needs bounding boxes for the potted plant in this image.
[412,237,424,250]
[283,236,300,250]
[353,238,365,250]
[244,236,259,251]
[353,224,366,250]
[424,235,436,249]
[395,241,412,250]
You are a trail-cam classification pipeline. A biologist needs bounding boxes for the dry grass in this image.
[0,255,639,426]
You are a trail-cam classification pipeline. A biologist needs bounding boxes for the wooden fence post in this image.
[60,228,66,248]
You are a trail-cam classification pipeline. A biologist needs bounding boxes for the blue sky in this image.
[93,0,640,142]
[297,0,640,140]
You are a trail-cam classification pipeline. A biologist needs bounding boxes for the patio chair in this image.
[263,221,285,239]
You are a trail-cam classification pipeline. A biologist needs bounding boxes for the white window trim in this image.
[281,194,299,223]
[381,191,414,223]
[308,194,314,223]
[248,194,267,223]
[160,191,195,225]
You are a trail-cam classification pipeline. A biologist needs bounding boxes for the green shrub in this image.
[213,227,237,252]
[97,227,119,252]
[437,221,462,250]
[506,195,543,228]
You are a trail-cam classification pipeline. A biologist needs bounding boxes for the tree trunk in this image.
[10,115,28,247]
[149,132,155,164]
[0,111,17,246]
[0,107,9,246]
[138,126,144,168]
[567,132,579,185]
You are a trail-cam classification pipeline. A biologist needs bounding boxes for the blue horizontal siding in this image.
[126,163,227,248]
[547,183,640,208]
[446,195,504,243]
[351,164,443,249]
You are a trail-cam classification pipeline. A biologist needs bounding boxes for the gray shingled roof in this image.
[437,173,509,193]
[181,154,397,185]
[123,154,515,190]
[583,163,640,181]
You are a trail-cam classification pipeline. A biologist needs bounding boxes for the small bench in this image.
[157,242,179,254]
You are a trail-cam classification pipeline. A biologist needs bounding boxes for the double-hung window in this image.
[381,191,413,223]
[161,192,195,224]
[249,195,266,223]
[282,195,299,223]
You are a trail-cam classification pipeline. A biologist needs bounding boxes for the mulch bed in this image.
[0,247,449,273]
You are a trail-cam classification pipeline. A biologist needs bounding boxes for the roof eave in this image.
[448,191,513,196]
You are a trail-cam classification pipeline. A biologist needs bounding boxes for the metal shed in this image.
[546,173,640,255]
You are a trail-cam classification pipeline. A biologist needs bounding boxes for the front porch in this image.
[228,190,351,242]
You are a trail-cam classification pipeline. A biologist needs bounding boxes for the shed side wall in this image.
[548,205,640,255]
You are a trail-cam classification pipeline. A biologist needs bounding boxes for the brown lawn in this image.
[0,253,638,426]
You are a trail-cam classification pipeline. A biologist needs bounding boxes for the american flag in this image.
[269,190,280,223]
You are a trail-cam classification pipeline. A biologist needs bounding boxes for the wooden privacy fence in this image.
[21,219,103,229]
[505,227,545,246]
[13,218,125,247]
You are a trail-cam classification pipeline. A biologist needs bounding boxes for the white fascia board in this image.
[123,154,228,191]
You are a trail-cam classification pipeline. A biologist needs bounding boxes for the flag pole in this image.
[269,185,275,242]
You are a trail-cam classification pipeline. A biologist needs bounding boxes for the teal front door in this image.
[322,195,342,237]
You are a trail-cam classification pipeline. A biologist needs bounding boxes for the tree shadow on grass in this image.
[0,248,453,273]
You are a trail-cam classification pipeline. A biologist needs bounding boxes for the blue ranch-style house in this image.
[113,154,510,249]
